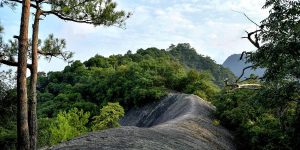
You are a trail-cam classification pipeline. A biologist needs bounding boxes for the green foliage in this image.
[49,0,131,28]
[1,24,71,65]
[250,0,300,82]
[92,102,124,131]
[0,69,17,150]
[168,43,236,86]
[32,44,223,146]
[36,45,222,118]
[0,126,16,150]
[0,87,17,149]
[213,87,298,150]
[181,70,220,101]
[49,108,90,145]
[0,24,19,65]
[37,118,52,147]
[226,1,300,149]
[212,119,220,126]
[41,34,73,61]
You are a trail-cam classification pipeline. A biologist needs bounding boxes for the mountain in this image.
[0,43,237,148]
[167,43,236,86]
[222,54,265,79]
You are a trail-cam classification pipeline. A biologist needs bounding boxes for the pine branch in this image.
[42,10,94,24]
[38,50,72,61]
[0,58,32,69]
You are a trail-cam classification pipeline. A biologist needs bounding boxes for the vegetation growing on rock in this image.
[92,102,124,131]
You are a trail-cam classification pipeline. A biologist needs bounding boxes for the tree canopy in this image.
[248,0,300,82]
[214,1,300,149]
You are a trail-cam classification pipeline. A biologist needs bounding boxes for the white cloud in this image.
[0,0,269,72]
[0,0,271,74]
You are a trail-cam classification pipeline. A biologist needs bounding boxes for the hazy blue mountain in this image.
[222,54,265,79]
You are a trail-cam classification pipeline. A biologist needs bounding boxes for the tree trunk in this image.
[29,7,41,150]
[17,0,31,149]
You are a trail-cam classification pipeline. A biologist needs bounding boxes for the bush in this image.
[49,108,90,144]
[92,102,124,131]
[213,87,298,150]
[0,126,16,150]
[37,118,52,148]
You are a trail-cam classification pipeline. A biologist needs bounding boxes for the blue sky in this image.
[0,0,268,73]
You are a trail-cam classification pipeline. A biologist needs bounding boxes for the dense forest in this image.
[0,0,300,150]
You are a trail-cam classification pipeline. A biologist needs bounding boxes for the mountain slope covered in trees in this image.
[1,43,232,148]
[168,43,236,86]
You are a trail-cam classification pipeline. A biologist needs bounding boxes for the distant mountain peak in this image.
[222,54,265,79]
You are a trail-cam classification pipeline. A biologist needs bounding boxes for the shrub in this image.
[92,102,124,131]
[49,108,90,144]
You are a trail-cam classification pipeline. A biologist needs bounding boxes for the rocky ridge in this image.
[48,93,235,150]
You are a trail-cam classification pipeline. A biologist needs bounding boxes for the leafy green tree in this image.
[245,0,300,82]
[213,88,297,149]
[214,1,300,148]
[240,0,300,149]
[92,102,124,131]
[182,70,220,101]
[49,108,90,145]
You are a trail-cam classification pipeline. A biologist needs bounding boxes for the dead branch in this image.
[242,30,261,48]
[236,65,254,83]
[240,51,252,60]
[232,10,261,28]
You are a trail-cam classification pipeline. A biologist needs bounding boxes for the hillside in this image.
[131,43,236,87]
[0,43,235,149]
[168,44,236,86]
[222,54,265,79]
[48,93,235,150]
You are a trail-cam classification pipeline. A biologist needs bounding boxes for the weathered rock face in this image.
[48,94,235,150]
